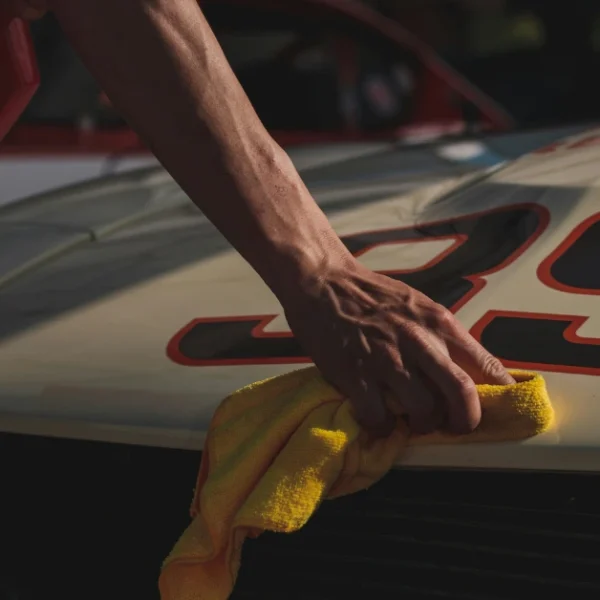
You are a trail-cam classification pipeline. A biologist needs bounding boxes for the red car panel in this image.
[0,15,39,141]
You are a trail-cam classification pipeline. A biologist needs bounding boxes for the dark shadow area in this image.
[0,171,444,341]
[0,178,586,344]
[1,431,600,599]
[375,0,600,129]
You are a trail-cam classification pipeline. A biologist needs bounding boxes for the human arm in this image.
[11,0,515,435]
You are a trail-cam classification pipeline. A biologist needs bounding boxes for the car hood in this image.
[1,124,600,472]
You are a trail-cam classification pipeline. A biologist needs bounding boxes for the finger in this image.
[381,362,441,435]
[445,324,515,386]
[343,369,394,437]
[337,331,396,436]
[414,337,481,434]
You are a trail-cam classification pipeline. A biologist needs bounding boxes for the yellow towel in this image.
[159,367,553,600]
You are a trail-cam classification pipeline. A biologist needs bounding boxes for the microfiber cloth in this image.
[159,367,553,600]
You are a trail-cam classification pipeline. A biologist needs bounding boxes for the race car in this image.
[0,0,513,205]
[1,123,600,599]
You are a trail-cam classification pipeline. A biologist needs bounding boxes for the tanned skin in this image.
[5,0,514,436]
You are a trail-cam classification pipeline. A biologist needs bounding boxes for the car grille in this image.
[234,469,600,599]
[1,433,600,600]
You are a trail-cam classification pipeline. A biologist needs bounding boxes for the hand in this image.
[283,259,515,437]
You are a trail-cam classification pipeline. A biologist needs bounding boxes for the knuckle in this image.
[430,305,456,330]
[390,364,411,384]
[374,347,409,380]
[481,353,507,378]
[398,318,422,341]
[451,369,477,399]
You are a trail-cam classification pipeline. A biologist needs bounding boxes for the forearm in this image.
[49,0,352,296]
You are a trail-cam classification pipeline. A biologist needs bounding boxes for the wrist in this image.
[224,144,358,301]
[263,228,358,306]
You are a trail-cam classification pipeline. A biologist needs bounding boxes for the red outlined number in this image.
[470,211,600,375]
[167,204,548,366]
[470,311,600,377]
[537,212,600,294]
[534,133,600,155]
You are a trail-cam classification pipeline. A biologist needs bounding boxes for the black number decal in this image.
[167,204,548,366]
[471,311,600,376]
[538,213,600,294]
[470,211,600,375]
[167,315,306,366]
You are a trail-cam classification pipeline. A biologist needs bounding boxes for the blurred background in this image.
[2,0,600,203]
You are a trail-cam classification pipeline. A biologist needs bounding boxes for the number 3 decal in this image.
[168,204,600,376]
[167,204,548,366]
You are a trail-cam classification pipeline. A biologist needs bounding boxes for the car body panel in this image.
[0,122,591,207]
[2,126,600,472]
[0,142,398,208]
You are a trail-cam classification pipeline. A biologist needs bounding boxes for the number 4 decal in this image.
[470,211,600,375]
[167,204,548,366]
[471,312,600,376]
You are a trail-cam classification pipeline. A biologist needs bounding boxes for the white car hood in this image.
[2,127,600,472]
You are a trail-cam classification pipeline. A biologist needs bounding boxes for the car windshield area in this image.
[22,5,418,135]
[19,0,600,134]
